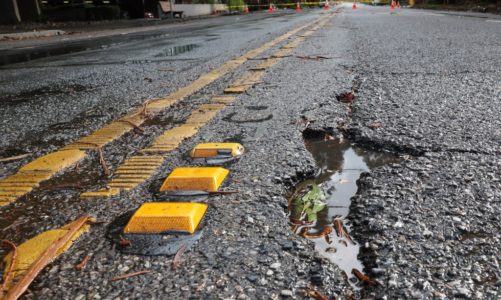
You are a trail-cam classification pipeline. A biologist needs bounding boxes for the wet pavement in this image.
[1,4,501,299]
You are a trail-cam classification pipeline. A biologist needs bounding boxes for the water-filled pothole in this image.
[290,136,401,287]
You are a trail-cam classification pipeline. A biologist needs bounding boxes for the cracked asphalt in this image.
[0,4,500,300]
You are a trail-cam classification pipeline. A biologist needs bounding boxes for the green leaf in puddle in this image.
[291,183,326,222]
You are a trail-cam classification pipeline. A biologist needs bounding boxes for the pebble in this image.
[270,262,281,270]
[280,290,294,297]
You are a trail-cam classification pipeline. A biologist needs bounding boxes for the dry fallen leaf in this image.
[368,121,383,129]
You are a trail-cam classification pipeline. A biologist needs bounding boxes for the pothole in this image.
[289,132,401,288]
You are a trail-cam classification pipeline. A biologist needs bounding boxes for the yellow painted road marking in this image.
[0,150,86,206]
[81,13,337,198]
[211,95,236,104]
[1,17,332,206]
[19,149,86,172]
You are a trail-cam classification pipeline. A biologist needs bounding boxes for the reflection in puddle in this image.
[155,44,198,57]
[296,139,401,286]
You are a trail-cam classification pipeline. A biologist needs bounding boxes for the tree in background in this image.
[228,0,244,11]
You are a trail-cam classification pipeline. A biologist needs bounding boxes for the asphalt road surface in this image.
[0,4,500,299]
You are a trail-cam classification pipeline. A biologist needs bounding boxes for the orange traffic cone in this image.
[296,1,301,11]
[397,1,401,8]
[244,4,249,13]
[268,3,274,12]
[352,1,357,9]
[324,0,329,10]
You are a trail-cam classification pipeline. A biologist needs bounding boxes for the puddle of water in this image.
[155,44,198,57]
[293,138,401,286]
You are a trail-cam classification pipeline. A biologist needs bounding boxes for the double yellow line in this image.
[0,12,336,205]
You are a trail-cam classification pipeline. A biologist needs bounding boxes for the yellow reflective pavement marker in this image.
[124,202,208,234]
[160,167,229,192]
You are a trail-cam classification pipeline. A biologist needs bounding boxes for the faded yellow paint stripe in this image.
[114,169,156,175]
[124,156,164,162]
[19,150,86,172]
[0,150,86,202]
[211,95,236,104]
[80,188,120,198]
[0,186,33,192]
[113,174,152,179]
[224,70,266,94]
[108,182,139,188]
[0,182,39,188]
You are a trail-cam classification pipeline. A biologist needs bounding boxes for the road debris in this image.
[97,148,110,178]
[368,121,382,129]
[75,255,91,271]
[171,244,187,270]
[110,270,151,282]
[337,92,355,103]
[300,288,329,300]
[352,268,379,286]
[0,240,17,293]
[290,182,326,223]
[0,154,31,163]
[300,225,332,239]
[332,217,354,244]
[116,119,144,134]
[1,216,94,300]
[119,239,132,247]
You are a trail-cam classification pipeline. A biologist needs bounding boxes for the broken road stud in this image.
[190,143,244,164]
[117,203,207,256]
[160,167,229,193]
